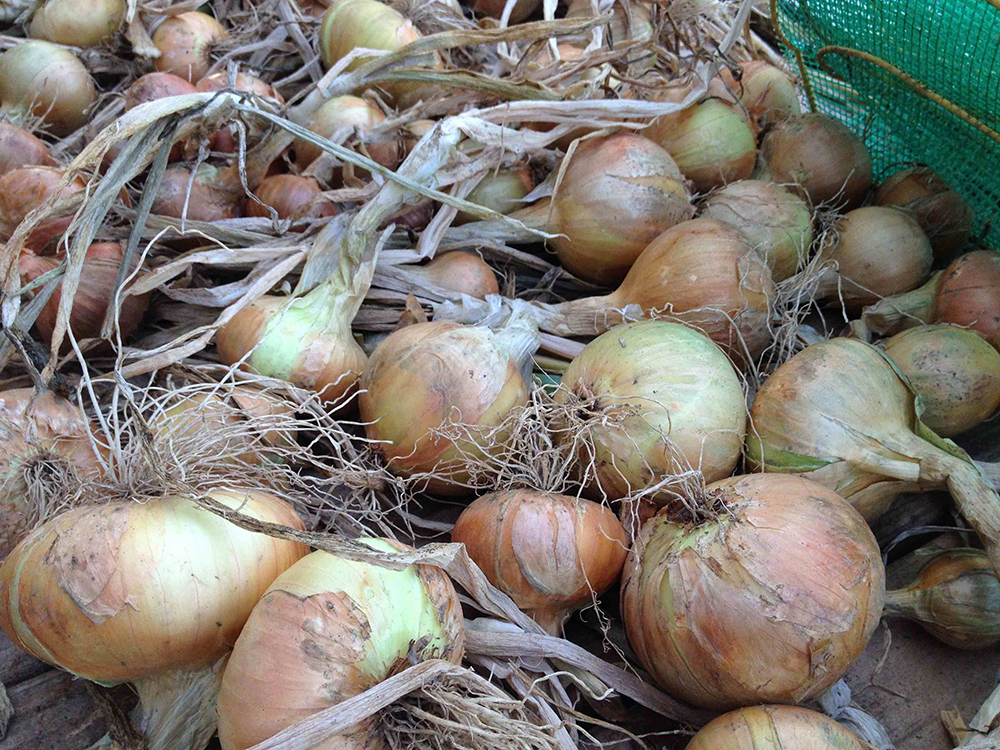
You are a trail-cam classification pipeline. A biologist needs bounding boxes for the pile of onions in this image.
[745,337,1000,580]
[246,174,338,222]
[294,94,402,175]
[152,11,229,83]
[0,123,55,176]
[621,473,885,709]
[0,388,106,559]
[687,705,871,749]
[883,324,1000,438]
[0,41,96,135]
[716,61,802,129]
[455,165,534,224]
[29,0,124,47]
[554,320,746,504]
[875,166,974,262]
[699,180,813,281]
[933,250,1000,350]
[217,539,465,749]
[0,166,86,251]
[452,490,629,634]
[359,319,537,493]
[884,547,1000,650]
[472,0,540,24]
[408,251,500,299]
[18,242,151,347]
[152,163,243,221]
[757,113,873,208]
[534,217,775,362]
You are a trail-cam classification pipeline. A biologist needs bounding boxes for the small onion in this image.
[152,163,243,221]
[29,0,125,47]
[757,113,873,209]
[0,166,86,251]
[717,61,802,129]
[554,320,747,503]
[884,547,1000,650]
[245,174,338,221]
[883,324,1000,438]
[875,166,973,262]
[700,180,813,281]
[411,251,499,299]
[621,473,885,710]
[0,122,55,176]
[452,489,629,634]
[687,704,871,749]
[294,94,401,174]
[152,11,229,83]
[0,41,96,135]
[472,0,540,23]
[933,250,1000,350]
[455,165,534,224]
[125,71,198,109]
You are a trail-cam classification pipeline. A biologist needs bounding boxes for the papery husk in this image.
[849,271,942,342]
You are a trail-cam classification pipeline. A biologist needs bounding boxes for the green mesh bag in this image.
[771,0,1000,249]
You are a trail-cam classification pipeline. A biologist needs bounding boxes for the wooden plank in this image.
[0,631,49,686]
[0,670,107,750]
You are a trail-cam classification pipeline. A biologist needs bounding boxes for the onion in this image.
[884,547,1000,650]
[216,539,465,749]
[0,166,86,251]
[700,180,813,281]
[554,320,746,504]
[359,318,537,494]
[152,11,229,83]
[745,336,1000,580]
[0,388,105,559]
[757,113,873,209]
[717,61,802,129]
[687,704,871,749]
[451,489,629,634]
[245,174,338,221]
[875,166,973,262]
[0,41,96,135]
[29,0,125,47]
[0,122,55,176]
[125,71,199,109]
[883,324,1000,438]
[195,72,284,153]
[152,164,244,221]
[621,473,884,710]
[454,165,534,225]
[294,94,402,175]
[565,0,653,46]
[472,0,540,23]
[933,250,1000,350]
[411,251,499,299]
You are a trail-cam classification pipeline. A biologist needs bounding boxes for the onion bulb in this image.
[152,164,243,221]
[29,0,125,47]
[411,251,499,299]
[472,0,540,23]
[757,113,873,209]
[687,704,871,749]
[125,71,199,109]
[195,72,284,153]
[884,547,1000,650]
[0,388,105,559]
[294,94,402,175]
[875,166,973,262]
[621,473,885,710]
[0,41,96,135]
[565,0,653,46]
[152,11,229,83]
[455,165,534,224]
[933,250,1000,350]
[745,336,1000,581]
[717,61,802,129]
[359,318,537,494]
[217,539,464,749]
[452,489,629,634]
[883,324,1000,438]
[554,320,746,503]
[0,123,55,176]
[0,166,86,251]
[245,174,338,221]
[700,180,813,281]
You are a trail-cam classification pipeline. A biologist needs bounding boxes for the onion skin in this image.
[152,164,243,221]
[452,490,629,634]
[29,0,125,47]
[245,174,337,221]
[417,251,499,299]
[217,540,464,750]
[0,490,308,684]
[621,473,885,711]
[933,250,1000,351]
[294,94,401,174]
[687,704,871,749]
[700,180,813,281]
[152,11,228,83]
[0,123,55,176]
[455,166,534,225]
[718,61,802,130]
[883,324,1000,438]
[0,166,87,252]
[0,41,96,135]
[554,320,747,502]
[757,113,873,209]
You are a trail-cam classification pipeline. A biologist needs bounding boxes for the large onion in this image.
[455,165,534,224]
[217,540,465,749]
[294,94,402,175]
[687,704,871,749]
[933,250,1000,350]
[29,0,125,47]
[621,473,885,710]
[245,174,338,221]
[717,61,802,129]
[0,41,96,135]
[0,166,86,251]
[152,164,244,221]
[152,11,229,83]
[0,122,55,176]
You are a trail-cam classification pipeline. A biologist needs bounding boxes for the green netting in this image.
[772,0,1000,249]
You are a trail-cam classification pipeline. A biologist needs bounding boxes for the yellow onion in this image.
[535,217,775,363]
[717,61,802,129]
[554,320,746,504]
[152,163,244,221]
[621,473,884,710]
[884,547,1000,650]
[700,180,813,281]
[125,71,199,108]
[359,319,537,494]
[455,165,534,224]
[410,251,499,299]
[195,72,284,153]
[217,539,465,749]
[29,0,125,47]
[0,388,105,559]
[745,337,1000,581]
[245,174,338,221]
[472,0,540,23]
[0,41,95,135]
[294,94,402,175]
[152,11,229,83]
[687,704,871,749]
[0,166,87,251]
[757,113,873,209]
[933,250,1000,351]
[883,324,1000,438]
[0,122,55,176]
[452,489,629,634]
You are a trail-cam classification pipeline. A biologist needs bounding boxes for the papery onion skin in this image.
[294,94,401,175]
[0,123,55,176]
[455,165,534,225]
[0,166,86,251]
[152,164,243,221]
[217,539,465,750]
[718,61,802,130]
[0,489,308,684]
[883,324,1000,438]
[452,490,629,634]
[152,11,229,83]
[29,0,125,47]
[246,174,337,221]
[417,251,499,299]
[686,704,871,749]
[621,473,885,710]
[554,320,747,502]
[0,41,96,135]
[933,250,1000,351]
